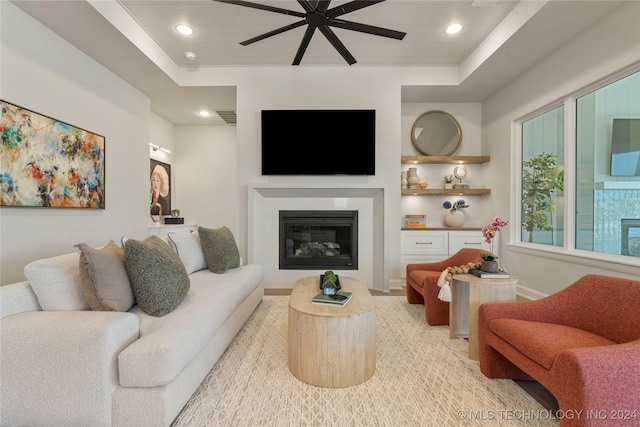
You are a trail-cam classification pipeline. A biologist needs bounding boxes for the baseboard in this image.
[517,284,548,301]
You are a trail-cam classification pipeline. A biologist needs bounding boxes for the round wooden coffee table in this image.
[288,275,376,388]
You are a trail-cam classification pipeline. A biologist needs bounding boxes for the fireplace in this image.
[279,210,358,270]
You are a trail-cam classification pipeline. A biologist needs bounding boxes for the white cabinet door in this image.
[448,230,492,256]
[401,231,448,255]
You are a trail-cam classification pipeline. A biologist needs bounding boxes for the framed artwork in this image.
[0,100,105,208]
[150,159,171,219]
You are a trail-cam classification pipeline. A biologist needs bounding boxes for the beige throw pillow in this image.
[76,241,135,312]
[198,226,241,274]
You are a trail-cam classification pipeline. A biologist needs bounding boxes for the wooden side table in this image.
[288,276,376,388]
[450,273,518,360]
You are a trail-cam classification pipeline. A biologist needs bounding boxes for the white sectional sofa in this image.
[0,228,264,426]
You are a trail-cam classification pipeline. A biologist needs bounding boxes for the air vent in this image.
[471,0,498,6]
[216,110,236,125]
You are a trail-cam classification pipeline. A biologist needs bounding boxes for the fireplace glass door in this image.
[279,210,358,270]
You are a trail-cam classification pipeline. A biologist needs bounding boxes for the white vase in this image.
[444,183,453,189]
[407,167,419,189]
[401,171,408,189]
[444,210,465,227]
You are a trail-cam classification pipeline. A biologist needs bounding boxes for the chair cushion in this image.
[408,270,440,291]
[488,319,616,370]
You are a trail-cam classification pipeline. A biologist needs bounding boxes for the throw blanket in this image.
[437,269,452,302]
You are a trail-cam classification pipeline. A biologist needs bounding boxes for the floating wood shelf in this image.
[402,188,490,196]
[401,155,490,164]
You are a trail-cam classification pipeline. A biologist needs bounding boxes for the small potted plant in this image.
[444,175,454,189]
[480,217,508,272]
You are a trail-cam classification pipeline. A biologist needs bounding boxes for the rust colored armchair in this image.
[479,274,640,427]
[406,248,486,325]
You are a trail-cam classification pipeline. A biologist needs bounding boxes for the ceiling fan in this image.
[213,0,406,65]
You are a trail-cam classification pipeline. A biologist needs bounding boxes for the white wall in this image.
[482,1,640,296]
[174,125,238,232]
[0,2,151,284]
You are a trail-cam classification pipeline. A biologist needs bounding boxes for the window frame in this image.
[509,65,640,276]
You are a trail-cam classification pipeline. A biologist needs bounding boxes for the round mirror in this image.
[411,110,462,156]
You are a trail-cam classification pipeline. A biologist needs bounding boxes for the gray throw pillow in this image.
[124,235,190,317]
[76,241,135,312]
[198,226,241,274]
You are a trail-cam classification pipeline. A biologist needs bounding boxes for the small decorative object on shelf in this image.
[407,167,420,189]
[401,171,408,189]
[443,199,469,227]
[453,165,469,189]
[418,180,428,189]
[444,174,454,189]
[405,214,426,229]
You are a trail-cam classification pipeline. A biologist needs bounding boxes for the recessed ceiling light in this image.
[185,51,196,61]
[199,110,211,117]
[446,23,462,35]
[176,24,194,36]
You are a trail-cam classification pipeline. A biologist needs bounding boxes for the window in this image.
[518,69,640,259]
[521,106,564,246]
[576,70,640,257]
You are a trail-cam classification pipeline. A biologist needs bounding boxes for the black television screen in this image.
[261,110,375,175]
[611,118,640,176]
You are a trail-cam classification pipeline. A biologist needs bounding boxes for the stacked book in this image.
[405,214,426,229]
[312,291,353,306]
[468,269,510,279]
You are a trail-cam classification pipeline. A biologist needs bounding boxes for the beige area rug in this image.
[173,296,558,427]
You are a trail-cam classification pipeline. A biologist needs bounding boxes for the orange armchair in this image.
[406,248,486,325]
[479,274,640,427]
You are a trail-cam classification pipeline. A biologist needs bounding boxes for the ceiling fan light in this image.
[176,24,194,35]
[446,24,462,35]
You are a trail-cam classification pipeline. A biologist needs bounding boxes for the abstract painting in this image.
[0,100,105,208]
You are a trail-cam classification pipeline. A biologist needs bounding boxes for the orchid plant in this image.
[481,216,508,260]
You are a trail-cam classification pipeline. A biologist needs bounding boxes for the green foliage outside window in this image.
[521,152,564,243]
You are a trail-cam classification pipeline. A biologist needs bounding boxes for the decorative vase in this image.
[444,210,465,227]
[401,171,408,189]
[444,183,453,189]
[407,167,419,189]
[481,260,499,273]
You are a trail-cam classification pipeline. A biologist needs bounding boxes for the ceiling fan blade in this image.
[326,0,385,18]
[240,20,306,46]
[315,0,332,13]
[212,0,305,18]
[317,25,356,65]
[296,0,315,14]
[328,18,406,40]
[293,26,317,65]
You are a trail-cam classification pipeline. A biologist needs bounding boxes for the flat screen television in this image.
[611,118,640,176]
[261,109,375,175]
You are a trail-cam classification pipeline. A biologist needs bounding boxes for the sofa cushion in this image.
[198,226,241,274]
[408,270,440,290]
[118,264,263,387]
[76,241,135,312]
[24,252,89,311]
[124,236,190,317]
[488,319,616,370]
[167,230,207,274]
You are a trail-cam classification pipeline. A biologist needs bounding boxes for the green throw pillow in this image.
[198,226,241,274]
[124,235,190,316]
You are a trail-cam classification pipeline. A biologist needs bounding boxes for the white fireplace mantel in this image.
[248,184,386,289]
